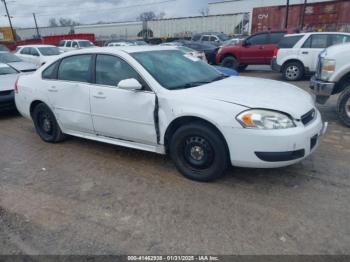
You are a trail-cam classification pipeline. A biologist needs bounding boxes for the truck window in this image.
[278,35,303,48]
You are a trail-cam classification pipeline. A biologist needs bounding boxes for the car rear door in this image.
[90,54,157,145]
[45,54,94,133]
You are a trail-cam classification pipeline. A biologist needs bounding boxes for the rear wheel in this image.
[169,123,229,182]
[283,61,304,81]
[32,103,66,143]
[237,65,248,71]
[337,87,350,127]
[221,56,239,70]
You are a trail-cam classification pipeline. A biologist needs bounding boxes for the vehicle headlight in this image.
[236,109,296,129]
[320,58,336,81]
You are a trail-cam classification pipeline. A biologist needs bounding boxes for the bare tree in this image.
[138,11,166,21]
[48,17,80,27]
[199,8,209,16]
[49,18,58,27]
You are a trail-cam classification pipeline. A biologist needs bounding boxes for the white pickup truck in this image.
[310,43,350,127]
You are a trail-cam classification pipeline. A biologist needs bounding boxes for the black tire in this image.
[32,103,66,143]
[237,64,248,72]
[282,61,304,81]
[221,56,239,70]
[337,87,350,127]
[169,123,229,182]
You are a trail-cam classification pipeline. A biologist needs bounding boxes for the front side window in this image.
[201,36,210,41]
[58,55,92,82]
[302,34,328,48]
[30,48,40,56]
[132,50,224,90]
[66,41,72,47]
[331,34,350,46]
[246,34,267,45]
[95,55,141,86]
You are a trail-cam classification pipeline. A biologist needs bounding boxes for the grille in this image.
[301,109,316,126]
[0,90,13,96]
[315,56,322,78]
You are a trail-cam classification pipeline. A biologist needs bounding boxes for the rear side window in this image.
[58,41,65,47]
[278,35,303,48]
[192,35,201,41]
[66,41,72,47]
[269,32,286,44]
[20,47,30,55]
[202,36,210,41]
[58,55,92,82]
[302,34,328,48]
[42,61,59,80]
[246,34,267,45]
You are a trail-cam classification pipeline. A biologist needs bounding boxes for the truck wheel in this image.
[283,61,304,81]
[169,123,229,182]
[32,103,66,143]
[337,87,350,127]
[221,56,239,70]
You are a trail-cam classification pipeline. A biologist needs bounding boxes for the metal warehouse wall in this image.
[148,13,246,38]
[74,22,143,40]
[16,26,71,40]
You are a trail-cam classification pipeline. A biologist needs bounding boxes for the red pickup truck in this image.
[216,31,286,71]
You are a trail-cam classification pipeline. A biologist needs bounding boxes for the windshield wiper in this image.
[172,75,229,90]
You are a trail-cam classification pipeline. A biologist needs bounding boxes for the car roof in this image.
[285,32,350,37]
[62,39,92,41]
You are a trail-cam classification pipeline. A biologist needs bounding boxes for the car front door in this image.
[90,54,157,145]
[299,34,329,72]
[239,33,268,64]
[45,54,94,133]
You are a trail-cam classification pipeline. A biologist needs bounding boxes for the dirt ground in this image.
[0,66,349,255]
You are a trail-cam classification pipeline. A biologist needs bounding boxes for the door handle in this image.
[93,92,106,99]
[48,86,58,92]
[302,51,309,54]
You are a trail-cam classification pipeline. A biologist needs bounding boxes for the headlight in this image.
[320,58,336,81]
[236,109,296,129]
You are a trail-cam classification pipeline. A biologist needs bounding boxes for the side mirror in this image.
[117,78,143,91]
[242,40,250,47]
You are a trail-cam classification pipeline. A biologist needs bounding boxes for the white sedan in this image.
[0,63,19,111]
[15,46,326,182]
[15,45,61,66]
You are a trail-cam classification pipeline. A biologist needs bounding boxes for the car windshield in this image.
[38,47,60,56]
[0,65,17,75]
[79,41,94,47]
[0,53,22,63]
[132,50,226,90]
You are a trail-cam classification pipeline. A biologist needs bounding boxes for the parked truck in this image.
[310,43,350,127]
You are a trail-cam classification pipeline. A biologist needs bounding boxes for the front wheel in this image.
[169,123,229,182]
[337,87,350,127]
[32,103,66,143]
[283,61,304,81]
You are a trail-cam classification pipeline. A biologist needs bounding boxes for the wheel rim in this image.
[286,65,300,80]
[223,59,237,69]
[183,136,214,170]
[346,96,350,118]
[37,111,53,135]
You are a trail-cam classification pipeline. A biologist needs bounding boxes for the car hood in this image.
[7,62,37,72]
[0,73,18,92]
[178,76,314,119]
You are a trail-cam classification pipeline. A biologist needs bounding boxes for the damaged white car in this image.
[15,46,327,182]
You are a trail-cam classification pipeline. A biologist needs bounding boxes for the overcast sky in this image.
[0,0,222,28]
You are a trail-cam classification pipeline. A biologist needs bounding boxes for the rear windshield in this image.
[278,35,303,48]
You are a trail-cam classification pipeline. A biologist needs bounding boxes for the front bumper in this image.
[310,76,335,104]
[271,58,281,72]
[0,90,15,111]
[223,110,326,168]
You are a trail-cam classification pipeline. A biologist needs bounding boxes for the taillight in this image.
[273,48,279,58]
[14,78,19,94]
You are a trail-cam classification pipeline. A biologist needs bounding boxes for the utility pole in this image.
[33,13,40,39]
[284,0,290,29]
[300,0,308,30]
[1,0,16,42]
